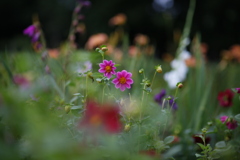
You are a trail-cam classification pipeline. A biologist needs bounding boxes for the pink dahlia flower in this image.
[217,89,234,107]
[235,88,240,93]
[112,70,134,91]
[220,116,238,130]
[99,60,116,78]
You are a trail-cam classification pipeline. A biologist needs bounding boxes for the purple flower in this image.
[77,0,91,7]
[23,25,40,42]
[154,90,178,110]
[112,70,134,91]
[217,89,234,107]
[235,88,240,93]
[154,89,166,105]
[23,25,36,37]
[99,60,116,78]
[168,96,178,110]
[220,116,238,130]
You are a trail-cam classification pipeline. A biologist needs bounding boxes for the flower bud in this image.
[176,82,183,88]
[65,105,71,114]
[101,46,108,52]
[139,69,144,74]
[156,65,162,73]
[124,124,131,132]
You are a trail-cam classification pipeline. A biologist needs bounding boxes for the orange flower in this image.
[85,33,108,50]
[47,48,60,59]
[134,34,149,46]
[109,13,127,26]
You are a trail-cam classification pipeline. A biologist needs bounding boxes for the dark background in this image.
[1,0,240,60]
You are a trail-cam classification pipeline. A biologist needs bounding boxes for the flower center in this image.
[90,115,102,126]
[119,77,126,84]
[105,66,112,72]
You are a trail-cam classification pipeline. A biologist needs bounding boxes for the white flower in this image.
[164,49,191,89]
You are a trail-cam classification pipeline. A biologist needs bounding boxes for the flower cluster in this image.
[98,60,134,91]
[154,89,178,110]
[217,89,234,107]
[79,100,122,133]
[23,24,42,51]
[220,116,238,130]
[164,49,191,89]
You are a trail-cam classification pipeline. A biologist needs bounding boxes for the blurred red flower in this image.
[192,134,210,144]
[79,100,122,134]
[217,89,234,107]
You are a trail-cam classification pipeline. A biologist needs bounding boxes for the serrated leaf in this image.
[215,141,226,149]
[164,136,175,144]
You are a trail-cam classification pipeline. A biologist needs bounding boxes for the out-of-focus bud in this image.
[176,82,183,88]
[146,83,151,87]
[101,46,108,52]
[124,124,131,132]
[139,68,144,74]
[65,105,71,114]
[156,65,162,73]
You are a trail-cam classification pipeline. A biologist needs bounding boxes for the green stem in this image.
[85,76,88,100]
[102,85,106,104]
[175,0,196,57]
[151,71,157,87]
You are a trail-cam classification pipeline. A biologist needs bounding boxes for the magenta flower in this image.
[217,89,234,107]
[23,25,36,37]
[220,116,238,130]
[112,70,134,91]
[235,88,240,93]
[23,25,40,42]
[99,60,116,78]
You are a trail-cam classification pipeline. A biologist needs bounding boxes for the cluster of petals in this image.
[220,116,238,130]
[79,100,122,134]
[23,25,40,42]
[164,49,191,89]
[154,89,178,110]
[112,70,134,91]
[217,89,234,107]
[98,60,116,78]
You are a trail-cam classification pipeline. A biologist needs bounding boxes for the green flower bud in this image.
[156,65,162,73]
[65,105,71,114]
[124,124,131,132]
[139,69,144,74]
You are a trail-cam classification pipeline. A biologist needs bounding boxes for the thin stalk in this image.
[151,71,157,87]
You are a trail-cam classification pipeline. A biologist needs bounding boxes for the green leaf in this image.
[215,141,226,149]
[164,136,175,144]
[195,153,202,158]
[73,93,81,96]
[235,114,240,122]
[71,105,82,110]
[197,143,206,150]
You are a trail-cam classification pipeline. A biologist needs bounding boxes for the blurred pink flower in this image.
[217,89,234,107]
[13,75,30,89]
[220,116,238,130]
[112,70,134,91]
[235,88,240,93]
[98,60,116,78]
[23,25,40,42]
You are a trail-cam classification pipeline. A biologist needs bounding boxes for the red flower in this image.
[192,134,211,144]
[79,100,122,134]
[217,89,234,107]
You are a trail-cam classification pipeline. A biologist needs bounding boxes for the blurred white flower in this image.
[77,61,92,75]
[164,49,191,89]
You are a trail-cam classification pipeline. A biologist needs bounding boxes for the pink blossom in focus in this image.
[98,60,116,78]
[112,70,134,91]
